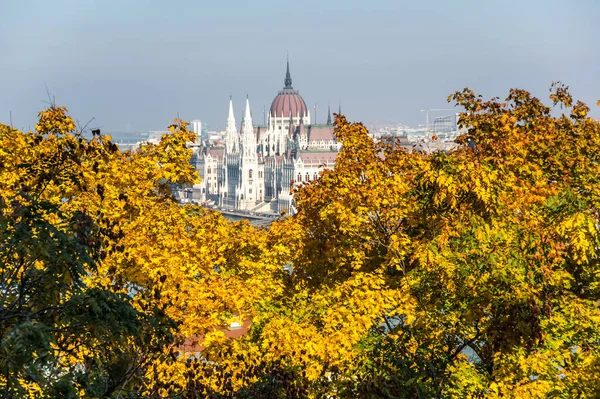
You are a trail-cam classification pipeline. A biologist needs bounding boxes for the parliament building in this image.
[189,61,340,214]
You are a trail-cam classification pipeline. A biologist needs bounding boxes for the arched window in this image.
[306,173,310,181]
[249,169,253,179]
[297,173,302,182]
[208,167,211,174]
[313,173,318,180]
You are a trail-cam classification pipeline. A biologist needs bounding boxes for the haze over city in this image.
[1,0,598,136]
[5,1,600,396]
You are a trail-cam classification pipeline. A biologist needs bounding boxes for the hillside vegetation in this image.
[1,84,600,398]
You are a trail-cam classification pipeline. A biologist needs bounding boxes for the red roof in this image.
[206,148,225,160]
[308,126,334,142]
[179,320,252,353]
[298,151,338,165]
[270,89,308,118]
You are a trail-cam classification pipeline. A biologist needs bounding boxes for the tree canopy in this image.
[1,85,600,398]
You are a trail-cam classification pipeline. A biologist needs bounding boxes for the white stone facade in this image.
[189,64,339,214]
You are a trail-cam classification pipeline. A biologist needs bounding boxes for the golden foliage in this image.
[0,105,282,396]
[3,84,600,397]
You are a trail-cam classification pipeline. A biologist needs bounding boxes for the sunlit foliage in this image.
[0,105,280,397]
[2,84,600,398]
[222,84,600,398]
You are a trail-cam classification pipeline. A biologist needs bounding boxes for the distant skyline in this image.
[1,0,599,136]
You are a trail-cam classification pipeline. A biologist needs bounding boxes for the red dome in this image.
[270,60,308,118]
[270,89,308,118]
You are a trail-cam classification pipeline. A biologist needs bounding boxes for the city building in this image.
[433,115,454,136]
[188,61,339,214]
[191,119,202,137]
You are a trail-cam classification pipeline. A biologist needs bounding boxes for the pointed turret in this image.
[227,96,236,131]
[225,96,239,153]
[284,58,293,89]
[338,103,342,116]
[327,104,332,125]
[241,96,257,159]
[242,95,253,135]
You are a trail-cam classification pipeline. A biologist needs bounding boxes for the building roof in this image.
[206,148,225,160]
[307,125,335,142]
[269,61,308,118]
[298,151,338,166]
[271,91,308,118]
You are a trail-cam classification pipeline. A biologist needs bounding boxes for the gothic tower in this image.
[225,96,239,154]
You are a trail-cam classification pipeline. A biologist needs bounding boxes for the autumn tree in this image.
[215,85,600,398]
[0,107,179,397]
[0,104,282,398]
[5,84,600,399]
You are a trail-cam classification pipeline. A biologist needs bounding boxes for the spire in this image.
[225,96,239,154]
[227,96,236,129]
[284,57,293,89]
[241,96,257,158]
[242,95,253,135]
[338,103,342,116]
[245,95,251,120]
[327,104,332,125]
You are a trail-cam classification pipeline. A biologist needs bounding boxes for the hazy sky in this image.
[1,0,599,136]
